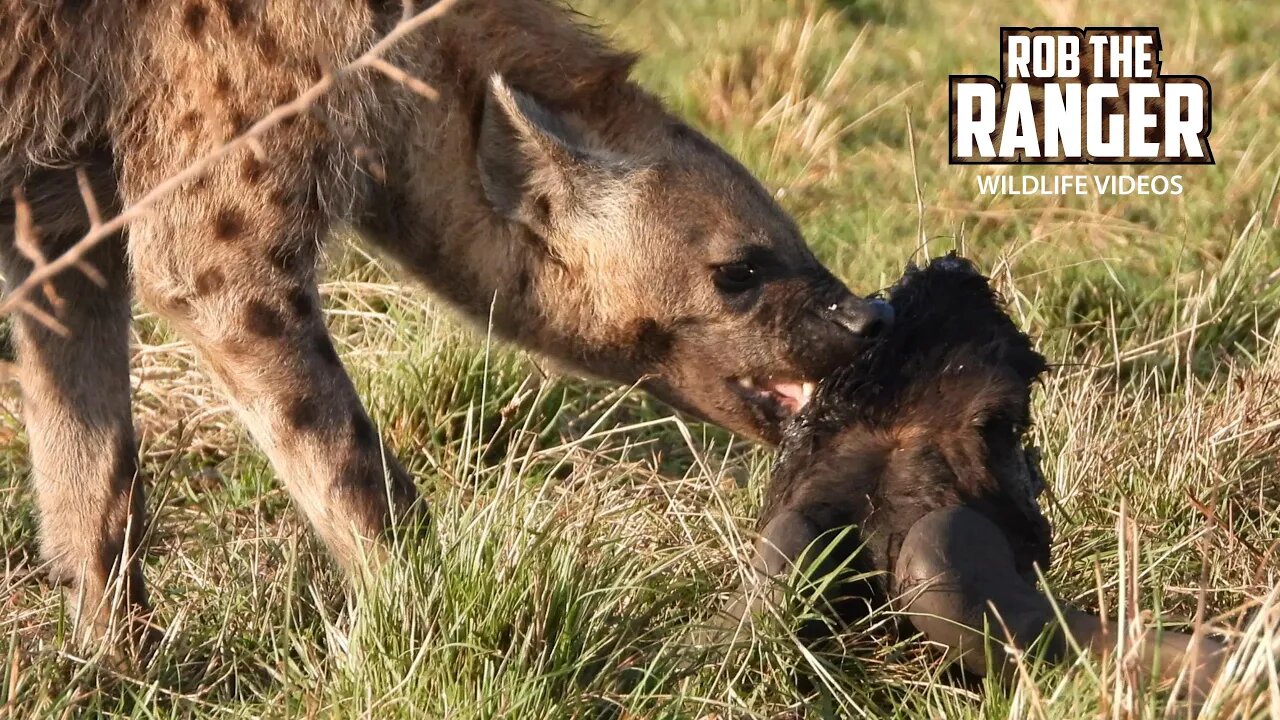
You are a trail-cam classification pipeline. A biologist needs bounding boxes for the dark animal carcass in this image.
[714,254,1225,701]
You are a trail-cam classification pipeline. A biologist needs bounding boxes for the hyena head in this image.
[475,76,892,443]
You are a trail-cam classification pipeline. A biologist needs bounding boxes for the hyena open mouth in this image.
[729,377,817,418]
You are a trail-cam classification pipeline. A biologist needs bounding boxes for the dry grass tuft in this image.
[693,0,909,190]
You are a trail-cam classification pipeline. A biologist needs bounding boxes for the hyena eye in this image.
[712,262,759,293]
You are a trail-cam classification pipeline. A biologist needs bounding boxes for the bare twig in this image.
[0,0,461,320]
[363,57,440,101]
[72,169,108,288]
[14,300,68,337]
[73,168,102,229]
[10,190,59,308]
[9,190,69,335]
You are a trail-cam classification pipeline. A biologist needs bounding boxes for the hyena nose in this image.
[829,297,894,339]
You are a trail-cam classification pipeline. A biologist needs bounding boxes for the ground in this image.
[1,0,1278,717]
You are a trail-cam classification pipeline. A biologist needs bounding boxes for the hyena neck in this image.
[358,2,662,383]
[361,171,642,382]
[357,184,635,389]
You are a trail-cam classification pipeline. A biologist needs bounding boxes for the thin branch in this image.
[363,57,440,101]
[72,168,108,287]
[10,188,65,319]
[0,0,461,320]
[15,298,69,337]
[74,167,103,228]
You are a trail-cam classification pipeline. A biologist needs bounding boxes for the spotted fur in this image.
[1,0,888,654]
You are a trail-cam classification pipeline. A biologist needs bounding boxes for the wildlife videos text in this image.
[975,173,1184,196]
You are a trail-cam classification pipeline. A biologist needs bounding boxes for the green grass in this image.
[2,0,1279,716]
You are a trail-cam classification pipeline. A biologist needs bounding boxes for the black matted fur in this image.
[760,253,1052,603]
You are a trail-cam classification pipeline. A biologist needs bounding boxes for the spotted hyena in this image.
[0,0,891,652]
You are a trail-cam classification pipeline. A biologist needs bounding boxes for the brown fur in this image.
[0,0,889,652]
[715,255,1050,633]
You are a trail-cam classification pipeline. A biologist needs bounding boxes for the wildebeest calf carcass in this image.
[712,254,1227,700]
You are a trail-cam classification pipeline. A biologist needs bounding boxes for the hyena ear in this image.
[476,74,619,233]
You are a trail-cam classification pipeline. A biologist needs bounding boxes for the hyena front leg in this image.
[0,213,151,655]
[127,175,420,573]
